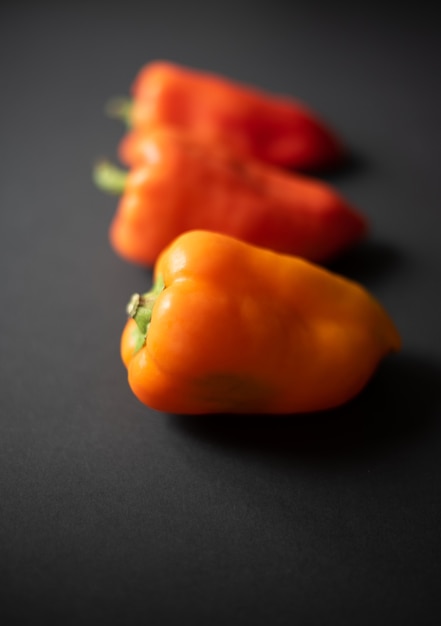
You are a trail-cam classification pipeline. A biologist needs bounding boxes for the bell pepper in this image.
[94,127,366,266]
[120,60,346,172]
[121,230,401,415]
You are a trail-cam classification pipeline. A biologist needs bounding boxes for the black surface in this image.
[1,2,441,625]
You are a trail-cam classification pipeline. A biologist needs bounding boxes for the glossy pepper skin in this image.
[123,61,346,172]
[121,231,401,415]
[105,127,366,266]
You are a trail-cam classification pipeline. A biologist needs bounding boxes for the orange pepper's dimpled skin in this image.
[122,231,401,415]
[120,318,140,369]
[129,61,345,172]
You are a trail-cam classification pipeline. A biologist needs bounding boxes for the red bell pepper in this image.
[94,127,366,267]
[119,61,346,172]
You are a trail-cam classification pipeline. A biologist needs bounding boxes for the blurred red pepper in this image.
[94,127,366,267]
[119,61,346,172]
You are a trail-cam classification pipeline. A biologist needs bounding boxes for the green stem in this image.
[105,96,133,128]
[126,275,165,352]
[93,160,127,195]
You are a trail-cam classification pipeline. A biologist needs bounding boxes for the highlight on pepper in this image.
[94,127,367,267]
[120,230,401,416]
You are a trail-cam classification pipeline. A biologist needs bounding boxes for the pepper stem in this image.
[105,96,133,127]
[126,275,165,352]
[93,160,127,195]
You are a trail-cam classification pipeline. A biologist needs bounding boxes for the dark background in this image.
[1,2,441,625]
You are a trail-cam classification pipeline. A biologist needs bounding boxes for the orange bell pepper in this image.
[121,61,346,172]
[94,127,366,266]
[121,230,401,415]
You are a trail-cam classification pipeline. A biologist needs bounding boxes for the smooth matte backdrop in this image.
[1,2,440,625]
